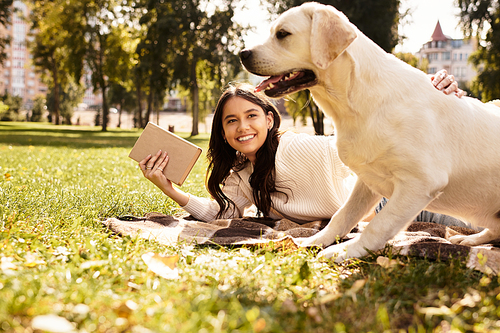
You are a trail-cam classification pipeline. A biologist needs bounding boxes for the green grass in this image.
[1,122,500,332]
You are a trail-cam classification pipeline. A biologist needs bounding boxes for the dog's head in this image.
[240,2,357,98]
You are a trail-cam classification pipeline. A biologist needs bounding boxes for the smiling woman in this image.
[139,72,464,224]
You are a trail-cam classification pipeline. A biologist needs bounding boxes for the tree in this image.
[265,0,402,133]
[285,90,325,135]
[30,95,46,122]
[458,0,500,101]
[147,0,245,136]
[394,52,428,72]
[29,0,70,125]
[0,92,22,121]
[46,79,84,124]
[108,82,136,128]
[0,0,13,64]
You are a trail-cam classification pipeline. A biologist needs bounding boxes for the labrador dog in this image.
[239,2,500,262]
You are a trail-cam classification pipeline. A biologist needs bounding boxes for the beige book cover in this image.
[129,122,202,186]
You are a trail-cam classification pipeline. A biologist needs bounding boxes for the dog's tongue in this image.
[254,75,284,92]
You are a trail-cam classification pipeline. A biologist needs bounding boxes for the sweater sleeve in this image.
[181,170,254,222]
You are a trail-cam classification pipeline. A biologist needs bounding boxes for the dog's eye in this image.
[276,30,291,40]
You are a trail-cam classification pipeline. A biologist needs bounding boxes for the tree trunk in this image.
[101,79,108,132]
[146,79,153,125]
[135,78,143,128]
[306,90,324,135]
[52,60,60,125]
[190,58,199,136]
[117,97,124,128]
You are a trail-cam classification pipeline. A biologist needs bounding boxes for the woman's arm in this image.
[139,150,254,221]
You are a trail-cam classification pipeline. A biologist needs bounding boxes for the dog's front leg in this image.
[295,179,382,248]
[322,184,439,262]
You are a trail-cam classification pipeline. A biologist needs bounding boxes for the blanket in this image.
[102,213,500,274]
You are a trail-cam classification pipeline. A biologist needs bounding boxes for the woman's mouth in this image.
[237,134,255,142]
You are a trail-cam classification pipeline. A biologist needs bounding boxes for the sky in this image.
[235,0,464,54]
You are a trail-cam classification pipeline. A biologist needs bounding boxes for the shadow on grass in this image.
[0,122,210,149]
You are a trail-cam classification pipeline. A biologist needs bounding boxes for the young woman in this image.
[139,70,469,226]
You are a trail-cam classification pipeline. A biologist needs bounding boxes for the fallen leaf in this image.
[115,300,139,318]
[31,314,76,333]
[1,257,17,271]
[24,253,46,267]
[345,279,366,302]
[141,252,180,280]
[318,292,342,304]
[376,256,401,269]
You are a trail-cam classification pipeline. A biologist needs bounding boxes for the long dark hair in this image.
[206,83,283,218]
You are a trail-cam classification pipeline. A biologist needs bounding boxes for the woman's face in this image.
[221,97,274,164]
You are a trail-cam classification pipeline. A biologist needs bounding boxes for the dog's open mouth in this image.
[254,70,317,98]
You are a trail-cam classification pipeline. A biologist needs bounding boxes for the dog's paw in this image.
[448,234,482,246]
[294,229,338,248]
[318,238,368,263]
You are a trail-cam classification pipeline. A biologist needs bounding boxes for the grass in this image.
[1,121,500,332]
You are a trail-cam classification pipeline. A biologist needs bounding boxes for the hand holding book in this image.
[138,150,190,207]
[129,122,203,207]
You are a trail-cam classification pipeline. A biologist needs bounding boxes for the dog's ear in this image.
[310,6,357,69]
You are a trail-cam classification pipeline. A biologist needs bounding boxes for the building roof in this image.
[431,21,450,41]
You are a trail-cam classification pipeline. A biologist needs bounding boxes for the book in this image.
[129,122,202,186]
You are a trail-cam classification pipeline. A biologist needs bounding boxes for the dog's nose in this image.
[240,49,252,61]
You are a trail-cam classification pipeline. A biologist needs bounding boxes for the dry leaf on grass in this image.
[31,314,76,333]
[376,256,402,269]
[141,252,180,280]
[345,279,366,302]
[24,252,46,267]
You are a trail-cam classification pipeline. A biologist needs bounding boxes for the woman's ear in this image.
[267,112,274,129]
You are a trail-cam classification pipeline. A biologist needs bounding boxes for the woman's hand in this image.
[138,150,190,206]
[431,69,466,98]
[139,150,174,193]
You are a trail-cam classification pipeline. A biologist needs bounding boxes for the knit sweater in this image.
[182,131,355,224]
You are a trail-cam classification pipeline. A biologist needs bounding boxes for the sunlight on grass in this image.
[0,122,499,332]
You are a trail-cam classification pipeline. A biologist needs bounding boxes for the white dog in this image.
[240,2,500,262]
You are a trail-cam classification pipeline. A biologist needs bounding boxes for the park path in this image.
[72,110,336,135]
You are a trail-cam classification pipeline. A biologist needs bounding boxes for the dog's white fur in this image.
[241,2,500,262]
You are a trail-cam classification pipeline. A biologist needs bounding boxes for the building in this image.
[0,1,101,113]
[0,1,47,110]
[416,21,477,86]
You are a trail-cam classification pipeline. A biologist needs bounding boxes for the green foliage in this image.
[46,80,85,125]
[0,93,23,121]
[1,123,500,332]
[0,101,9,120]
[137,0,246,134]
[30,96,46,122]
[394,52,429,72]
[266,0,402,52]
[0,0,12,64]
[285,90,326,135]
[458,0,500,101]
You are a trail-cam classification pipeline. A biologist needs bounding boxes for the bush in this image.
[30,95,47,122]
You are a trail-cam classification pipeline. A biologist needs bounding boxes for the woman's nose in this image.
[237,120,249,131]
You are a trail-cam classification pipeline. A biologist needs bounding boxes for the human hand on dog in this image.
[431,69,465,98]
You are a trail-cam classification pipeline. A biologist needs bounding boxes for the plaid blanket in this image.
[103,213,500,274]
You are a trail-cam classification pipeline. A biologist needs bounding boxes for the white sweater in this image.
[182,131,355,223]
